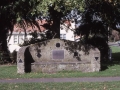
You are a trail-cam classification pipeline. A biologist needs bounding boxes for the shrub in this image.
[0,51,11,64]
[10,50,17,64]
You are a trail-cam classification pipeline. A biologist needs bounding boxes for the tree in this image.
[36,0,120,61]
[1,0,120,63]
[76,0,120,61]
[0,0,84,63]
[0,0,41,62]
[35,0,84,38]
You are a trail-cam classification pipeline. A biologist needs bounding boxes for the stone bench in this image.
[31,61,96,73]
[17,39,100,74]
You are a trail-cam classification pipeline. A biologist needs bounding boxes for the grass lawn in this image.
[0,82,120,90]
[0,64,120,79]
[0,46,120,90]
[110,46,120,53]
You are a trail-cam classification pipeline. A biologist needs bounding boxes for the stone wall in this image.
[17,39,100,74]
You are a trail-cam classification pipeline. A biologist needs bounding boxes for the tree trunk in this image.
[48,5,63,39]
[0,30,8,51]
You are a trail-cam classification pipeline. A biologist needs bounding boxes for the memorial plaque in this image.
[52,50,64,59]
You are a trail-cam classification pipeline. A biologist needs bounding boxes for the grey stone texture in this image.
[17,39,100,74]
[17,46,27,74]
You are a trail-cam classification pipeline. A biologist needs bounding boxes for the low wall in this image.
[31,61,98,73]
[17,39,100,74]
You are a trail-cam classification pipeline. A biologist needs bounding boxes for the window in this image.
[14,35,18,44]
[63,34,66,39]
[60,34,63,39]
[14,35,24,44]
[60,34,66,39]
[18,35,24,44]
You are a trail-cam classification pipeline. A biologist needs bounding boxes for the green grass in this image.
[0,46,120,90]
[110,46,120,53]
[0,64,120,79]
[0,82,120,90]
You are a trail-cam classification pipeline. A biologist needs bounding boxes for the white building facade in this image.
[60,20,75,41]
[8,19,80,53]
[8,32,33,53]
[60,19,80,41]
[8,20,48,53]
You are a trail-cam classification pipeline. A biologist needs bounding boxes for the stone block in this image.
[17,39,100,73]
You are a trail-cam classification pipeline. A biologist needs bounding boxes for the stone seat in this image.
[31,61,93,73]
[17,39,100,74]
[31,61,91,65]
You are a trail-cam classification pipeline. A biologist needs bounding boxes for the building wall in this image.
[8,32,31,53]
[8,31,45,53]
[8,19,79,53]
[8,20,48,53]
[60,19,78,41]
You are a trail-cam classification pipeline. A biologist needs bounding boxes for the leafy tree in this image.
[36,0,120,62]
[35,0,84,38]
[0,0,85,45]
[0,0,41,63]
[0,0,84,63]
[1,0,120,63]
[76,0,120,61]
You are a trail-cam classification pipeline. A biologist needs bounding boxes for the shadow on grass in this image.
[101,52,120,71]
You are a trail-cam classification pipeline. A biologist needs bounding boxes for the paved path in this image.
[0,77,120,83]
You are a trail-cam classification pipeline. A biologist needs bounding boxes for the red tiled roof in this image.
[13,20,49,33]
[13,20,72,33]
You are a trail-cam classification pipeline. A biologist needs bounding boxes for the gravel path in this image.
[0,77,120,83]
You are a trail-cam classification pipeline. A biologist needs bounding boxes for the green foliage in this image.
[0,64,120,79]
[36,0,84,15]
[0,0,42,63]
[0,47,11,64]
[76,0,120,61]
[110,46,120,53]
[10,50,17,64]
[1,0,120,63]
[0,0,85,55]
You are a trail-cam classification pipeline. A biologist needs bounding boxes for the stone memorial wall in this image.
[17,39,100,74]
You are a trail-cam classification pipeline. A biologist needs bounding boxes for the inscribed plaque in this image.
[52,50,64,59]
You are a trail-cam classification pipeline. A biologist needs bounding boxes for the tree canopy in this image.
[76,0,120,61]
[1,0,120,63]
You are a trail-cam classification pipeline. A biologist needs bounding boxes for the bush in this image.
[0,51,11,64]
[10,50,17,64]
